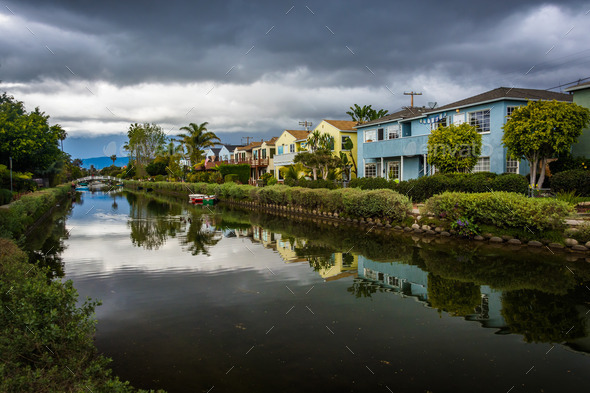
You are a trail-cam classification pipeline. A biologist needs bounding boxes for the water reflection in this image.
[214,205,590,349]
[36,191,590,392]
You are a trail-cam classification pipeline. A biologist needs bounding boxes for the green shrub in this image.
[0,239,157,392]
[217,164,250,184]
[550,169,590,196]
[491,173,528,194]
[423,191,572,232]
[0,188,13,205]
[356,189,412,222]
[154,174,165,182]
[286,178,339,189]
[349,177,391,190]
[224,174,239,183]
[267,176,278,186]
[548,154,589,174]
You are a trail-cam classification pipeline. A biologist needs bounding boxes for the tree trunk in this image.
[312,168,317,181]
[537,158,547,190]
[528,154,538,194]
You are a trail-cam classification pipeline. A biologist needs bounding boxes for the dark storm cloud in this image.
[2,0,588,89]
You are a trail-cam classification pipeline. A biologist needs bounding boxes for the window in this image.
[506,157,519,174]
[261,149,267,158]
[341,136,351,150]
[270,148,275,158]
[377,128,384,141]
[387,276,400,287]
[469,110,491,133]
[387,124,400,139]
[387,161,400,180]
[430,117,447,131]
[289,144,295,153]
[365,129,377,142]
[506,106,520,119]
[278,145,283,155]
[472,157,490,172]
[365,163,377,178]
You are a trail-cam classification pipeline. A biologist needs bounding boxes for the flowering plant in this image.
[451,216,480,238]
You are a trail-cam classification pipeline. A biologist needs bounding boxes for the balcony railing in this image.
[203,158,270,169]
[273,152,297,166]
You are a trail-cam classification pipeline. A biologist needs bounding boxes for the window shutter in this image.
[378,128,384,141]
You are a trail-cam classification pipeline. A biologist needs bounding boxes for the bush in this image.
[0,188,13,205]
[349,177,391,190]
[550,169,590,196]
[285,178,339,189]
[549,154,589,174]
[423,191,572,232]
[217,164,250,184]
[491,173,528,194]
[224,174,239,183]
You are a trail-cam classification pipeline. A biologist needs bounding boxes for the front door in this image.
[387,161,400,181]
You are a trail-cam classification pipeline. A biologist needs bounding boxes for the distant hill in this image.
[80,156,129,170]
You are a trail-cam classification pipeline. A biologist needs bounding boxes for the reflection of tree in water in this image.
[502,289,586,343]
[347,279,383,299]
[22,199,75,279]
[427,273,481,317]
[179,212,221,256]
[128,196,183,250]
[296,244,335,272]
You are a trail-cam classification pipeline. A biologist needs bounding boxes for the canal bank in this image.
[122,180,589,255]
[0,186,165,392]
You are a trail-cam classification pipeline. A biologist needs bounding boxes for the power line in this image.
[545,76,590,91]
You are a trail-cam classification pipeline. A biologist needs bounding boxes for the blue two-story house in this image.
[356,87,573,180]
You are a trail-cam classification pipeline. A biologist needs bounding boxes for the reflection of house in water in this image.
[318,253,359,282]
[251,226,277,250]
[358,256,505,329]
[276,235,307,263]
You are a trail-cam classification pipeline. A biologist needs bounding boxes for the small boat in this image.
[75,185,89,191]
[189,194,217,206]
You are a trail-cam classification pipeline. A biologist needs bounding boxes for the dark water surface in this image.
[29,190,590,392]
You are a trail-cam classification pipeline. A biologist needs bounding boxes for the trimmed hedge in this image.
[0,188,12,205]
[0,185,70,239]
[350,172,528,201]
[550,169,590,196]
[284,178,338,189]
[217,163,250,184]
[422,191,572,232]
[125,180,413,223]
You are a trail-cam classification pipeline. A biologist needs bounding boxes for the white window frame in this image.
[430,117,447,131]
[506,106,521,120]
[387,124,401,139]
[468,109,491,133]
[289,144,295,153]
[365,129,377,143]
[365,163,377,178]
[387,161,400,180]
[341,136,350,150]
[506,156,519,174]
[472,156,490,173]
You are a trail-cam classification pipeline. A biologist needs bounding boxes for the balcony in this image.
[273,152,297,166]
[204,158,269,169]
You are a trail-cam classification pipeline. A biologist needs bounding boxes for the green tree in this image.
[280,163,307,181]
[339,136,357,180]
[110,154,117,165]
[427,123,482,173]
[0,93,63,176]
[176,122,220,166]
[294,149,342,180]
[502,100,590,190]
[124,123,166,178]
[346,104,389,124]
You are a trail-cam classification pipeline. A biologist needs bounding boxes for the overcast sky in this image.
[1,0,590,158]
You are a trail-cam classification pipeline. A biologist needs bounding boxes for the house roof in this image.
[264,136,279,146]
[222,144,242,152]
[323,120,358,131]
[433,87,572,112]
[358,107,430,127]
[209,148,221,156]
[564,80,590,92]
[357,87,573,128]
[237,141,263,151]
[285,130,309,141]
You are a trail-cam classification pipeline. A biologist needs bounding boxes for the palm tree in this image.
[346,104,389,124]
[306,130,322,152]
[280,163,307,181]
[176,122,220,165]
[52,124,67,151]
[110,154,117,166]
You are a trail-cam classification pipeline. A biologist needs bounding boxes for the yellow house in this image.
[252,137,278,180]
[312,120,359,179]
[272,130,309,179]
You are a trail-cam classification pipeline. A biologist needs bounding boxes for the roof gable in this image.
[323,119,358,131]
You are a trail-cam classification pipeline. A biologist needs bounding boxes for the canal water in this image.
[27,190,590,392]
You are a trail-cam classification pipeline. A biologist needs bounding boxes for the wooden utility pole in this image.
[299,121,313,131]
[241,136,253,145]
[404,91,422,107]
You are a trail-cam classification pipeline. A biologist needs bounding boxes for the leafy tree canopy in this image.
[427,123,482,173]
[346,104,389,124]
[502,100,590,190]
[0,92,63,175]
